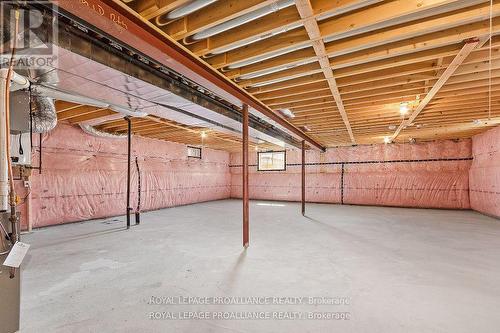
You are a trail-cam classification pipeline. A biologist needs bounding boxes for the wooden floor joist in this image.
[102,0,500,147]
[391,39,481,140]
[294,0,355,144]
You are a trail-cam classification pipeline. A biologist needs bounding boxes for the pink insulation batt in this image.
[18,123,500,230]
[24,123,231,229]
[469,126,500,218]
[231,139,472,209]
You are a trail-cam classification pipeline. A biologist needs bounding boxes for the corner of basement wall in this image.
[24,122,232,229]
[469,126,500,218]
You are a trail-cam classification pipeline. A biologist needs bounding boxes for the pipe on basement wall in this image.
[0,69,29,212]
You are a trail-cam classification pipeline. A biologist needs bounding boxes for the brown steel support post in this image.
[242,104,249,248]
[301,140,306,216]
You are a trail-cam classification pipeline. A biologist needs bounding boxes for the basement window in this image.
[187,146,202,159]
[258,151,286,171]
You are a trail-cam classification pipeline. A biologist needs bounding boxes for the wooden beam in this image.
[391,39,481,140]
[67,109,116,124]
[295,0,355,143]
[57,106,108,121]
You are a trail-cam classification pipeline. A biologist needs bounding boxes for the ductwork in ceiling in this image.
[189,0,295,42]
[214,0,488,71]
[80,123,127,139]
[29,70,58,133]
[29,44,299,148]
[156,0,217,26]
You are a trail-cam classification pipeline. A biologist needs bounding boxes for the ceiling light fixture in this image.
[399,102,409,115]
[384,136,391,144]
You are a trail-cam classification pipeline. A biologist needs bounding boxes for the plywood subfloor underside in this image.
[21,200,500,332]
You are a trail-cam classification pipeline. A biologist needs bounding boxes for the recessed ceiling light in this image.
[388,125,396,130]
[472,119,482,125]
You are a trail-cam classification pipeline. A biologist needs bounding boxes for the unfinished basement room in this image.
[1,0,500,332]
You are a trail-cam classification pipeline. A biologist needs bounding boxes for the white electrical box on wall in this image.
[10,133,31,165]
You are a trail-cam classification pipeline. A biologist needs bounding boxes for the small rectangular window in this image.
[258,151,286,171]
[187,146,202,159]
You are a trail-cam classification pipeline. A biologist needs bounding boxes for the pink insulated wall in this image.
[23,123,231,229]
[231,139,472,209]
[469,126,500,218]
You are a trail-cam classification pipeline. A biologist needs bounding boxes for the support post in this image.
[125,117,132,229]
[301,140,305,216]
[242,104,249,248]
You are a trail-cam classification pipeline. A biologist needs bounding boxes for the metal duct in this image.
[30,71,58,133]
[190,0,294,41]
[30,97,56,133]
[156,0,217,26]
[79,123,127,139]
[31,84,149,118]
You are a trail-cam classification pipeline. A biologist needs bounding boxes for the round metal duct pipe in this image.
[189,0,294,41]
[156,0,217,26]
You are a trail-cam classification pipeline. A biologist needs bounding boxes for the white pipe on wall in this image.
[0,69,30,211]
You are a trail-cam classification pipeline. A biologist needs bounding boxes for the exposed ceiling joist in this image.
[391,39,481,140]
[294,0,355,143]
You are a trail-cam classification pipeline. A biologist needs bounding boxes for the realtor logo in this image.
[0,1,58,69]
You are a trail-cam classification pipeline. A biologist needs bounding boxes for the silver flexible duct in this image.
[30,96,57,133]
[79,124,127,139]
[30,71,59,133]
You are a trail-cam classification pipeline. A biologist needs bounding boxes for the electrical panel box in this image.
[10,133,31,166]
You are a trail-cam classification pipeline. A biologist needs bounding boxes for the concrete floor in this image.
[20,199,500,333]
